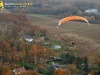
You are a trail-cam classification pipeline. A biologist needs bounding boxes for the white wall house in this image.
[25,38,33,42]
[52,45,61,49]
[84,9,99,14]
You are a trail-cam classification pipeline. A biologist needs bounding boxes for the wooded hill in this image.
[0,13,49,39]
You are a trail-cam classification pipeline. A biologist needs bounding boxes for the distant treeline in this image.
[3,0,100,24]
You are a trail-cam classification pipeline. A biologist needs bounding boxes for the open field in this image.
[28,15,100,42]
[28,14,55,19]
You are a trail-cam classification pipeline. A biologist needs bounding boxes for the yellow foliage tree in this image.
[64,64,77,75]
[90,70,98,75]
[64,68,72,75]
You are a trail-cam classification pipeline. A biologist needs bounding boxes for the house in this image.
[52,62,66,70]
[52,63,59,70]
[25,38,33,42]
[84,9,99,14]
[13,66,26,75]
[52,45,61,49]
[21,35,33,42]
[20,36,44,43]
[52,63,66,70]
[34,37,44,42]
[88,73,91,75]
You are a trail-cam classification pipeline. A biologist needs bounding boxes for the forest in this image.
[0,13,50,75]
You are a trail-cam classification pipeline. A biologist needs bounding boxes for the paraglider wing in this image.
[58,16,89,27]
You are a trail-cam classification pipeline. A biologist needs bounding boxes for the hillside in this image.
[28,14,100,57]
[27,15,100,74]
[28,15,100,42]
[0,12,99,75]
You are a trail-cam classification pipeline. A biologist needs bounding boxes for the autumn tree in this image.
[24,70,39,75]
[54,68,65,75]
[88,54,99,70]
[65,64,77,75]
[90,70,98,75]
[64,68,72,75]
[0,41,10,53]
[50,50,56,56]
[38,46,47,64]
[98,58,100,69]
[7,29,12,38]
[29,44,38,65]
[0,65,12,75]
[19,50,26,62]
[12,46,17,55]
[0,40,10,63]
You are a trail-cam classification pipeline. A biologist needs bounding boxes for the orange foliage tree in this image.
[29,44,38,65]
[38,46,47,64]
[0,65,12,75]
[54,68,65,75]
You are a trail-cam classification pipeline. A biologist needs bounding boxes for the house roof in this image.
[52,63,66,70]
[13,66,26,74]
